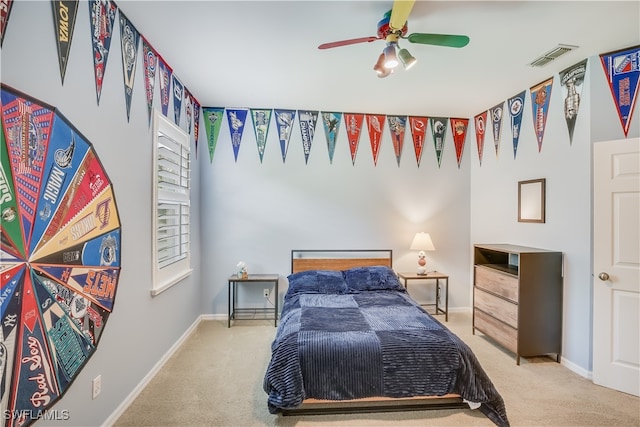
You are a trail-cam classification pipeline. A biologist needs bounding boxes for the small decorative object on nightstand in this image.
[236,261,248,279]
[410,232,435,275]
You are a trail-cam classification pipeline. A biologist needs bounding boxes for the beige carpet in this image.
[113,312,640,427]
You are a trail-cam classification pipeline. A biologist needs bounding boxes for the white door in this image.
[593,137,640,397]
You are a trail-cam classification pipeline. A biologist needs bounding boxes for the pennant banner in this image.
[0,0,13,46]
[52,0,79,84]
[172,75,184,126]
[559,59,587,144]
[530,77,553,152]
[298,110,318,164]
[508,91,526,159]
[409,116,428,167]
[226,108,248,162]
[430,117,448,167]
[193,97,201,157]
[474,111,487,166]
[600,45,640,137]
[321,111,342,164]
[119,11,140,122]
[89,0,117,105]
[274,109,296,163]
[344,113,364,165]
[251,108,272,163]
[142,37,158,126]
[158,56,172,117]
[387,116,406,167]
[450,117,469,168]
[185,89,193,135]
[366,114,385,166]
[1,88,55,251]
[489,102,504,158]
[202,107,224,163]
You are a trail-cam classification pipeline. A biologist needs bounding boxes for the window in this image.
[151,110,192,295]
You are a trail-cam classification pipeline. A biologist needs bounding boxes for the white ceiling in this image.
[120,1,639,118]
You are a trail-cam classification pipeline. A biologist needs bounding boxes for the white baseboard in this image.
[103,315,205,426]
[560,356,592,379]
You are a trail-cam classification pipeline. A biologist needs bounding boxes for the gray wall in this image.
[1,2,202,426]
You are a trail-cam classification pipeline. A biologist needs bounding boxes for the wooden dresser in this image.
[473,244,563,364]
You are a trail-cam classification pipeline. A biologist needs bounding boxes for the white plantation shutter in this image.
[152,110,192,295]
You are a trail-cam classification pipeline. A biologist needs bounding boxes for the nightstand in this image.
[397,271,449,321]
[228,274,279,327]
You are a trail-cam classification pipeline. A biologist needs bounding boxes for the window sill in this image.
[151,268,193,296]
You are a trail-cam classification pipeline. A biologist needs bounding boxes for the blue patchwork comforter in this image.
[263,270,509,427]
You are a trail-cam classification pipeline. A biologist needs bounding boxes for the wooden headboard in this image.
[291,250,393,273]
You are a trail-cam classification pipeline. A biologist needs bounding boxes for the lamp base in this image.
[416,266,427,275]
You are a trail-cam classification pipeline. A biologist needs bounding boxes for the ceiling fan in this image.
[318,0,470,78]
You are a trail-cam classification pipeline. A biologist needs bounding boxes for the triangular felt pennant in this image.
[172,75,184,127]
[344,113,364,165]
[366,114,385,166]
[0,0,13,46]
[193,96,201,158]
[157,55,172,117]
[489,102,504,158]
[185,88,193,134]
[530,77,553,152]
[119,10,140,123]
[88,0,117,105]
[430,117,448,168]
[559,59,587,145]
[274,109,296,163]
[51,1,79,84]
[251,108,272,163]
[226,108,248,162]
[409,116,428,167]
[298,110,318,164]
[387,116,406,167]
[450,118,469,168]
[0,121,25,259]
[508,91,526,159]
[142,37,158,126]
[474,111,487,166]
[321,112,342,164]
[1,86,56,251]
[600,45,640,137]
[202,107,224,163]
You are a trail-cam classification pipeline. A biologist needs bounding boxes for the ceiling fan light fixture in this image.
[373,53,387,74]
[398,48,417,70]
[383,43,399,69]
[377,67,393,78]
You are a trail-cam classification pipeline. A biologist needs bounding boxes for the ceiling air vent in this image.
[529,44,578,67]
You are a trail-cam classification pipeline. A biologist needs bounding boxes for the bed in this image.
[263,250,509,427]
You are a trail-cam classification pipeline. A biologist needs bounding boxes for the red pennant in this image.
[450,118,469,168]
[366,114,386,166]
[409,116,428,167]
[344,113,364,165]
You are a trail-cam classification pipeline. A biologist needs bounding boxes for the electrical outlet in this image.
[263,288,269,298]
[92,375,101,399]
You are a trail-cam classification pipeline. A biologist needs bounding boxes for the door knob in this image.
[598,272,610,281]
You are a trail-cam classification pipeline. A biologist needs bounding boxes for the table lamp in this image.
[410,232,435,275]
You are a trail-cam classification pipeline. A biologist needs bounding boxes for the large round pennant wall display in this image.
[0,85,121,427]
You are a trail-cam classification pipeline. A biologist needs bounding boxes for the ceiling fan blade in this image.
[318,36,380,50]
[389,0,415,31]
[407,33,470,48]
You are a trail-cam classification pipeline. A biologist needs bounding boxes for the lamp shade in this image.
[398,48,417,70]
[410,232,435,251]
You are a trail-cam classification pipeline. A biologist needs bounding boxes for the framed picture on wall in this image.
[518,178,546,223]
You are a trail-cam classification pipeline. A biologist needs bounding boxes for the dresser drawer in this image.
[474,266,519,302]
[474,309,517,354]
[474,288,518,328]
